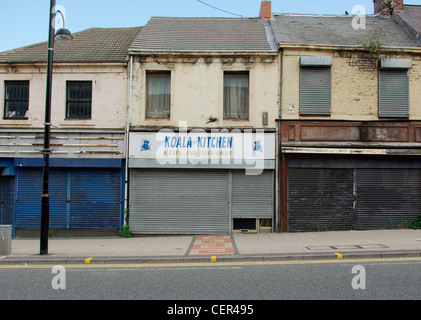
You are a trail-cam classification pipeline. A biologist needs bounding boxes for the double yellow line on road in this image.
[1,256,420,269]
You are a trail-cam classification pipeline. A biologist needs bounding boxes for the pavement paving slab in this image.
[188,235,236,256]
[1,229,421,265]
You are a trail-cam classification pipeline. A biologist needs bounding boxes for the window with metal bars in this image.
[4,81,29,119]
[66,81,92,120]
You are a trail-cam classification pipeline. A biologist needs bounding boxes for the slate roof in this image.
[393,5,421,43]
[129,17,275,53]
[271,13,420,48]
[396,5,421,33]
[0,27,143,64]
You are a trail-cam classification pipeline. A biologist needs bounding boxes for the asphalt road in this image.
[1,258,420,304]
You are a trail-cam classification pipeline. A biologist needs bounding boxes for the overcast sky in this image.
[1,0,421,52]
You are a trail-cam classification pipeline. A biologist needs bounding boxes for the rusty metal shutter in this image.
[356,169,421,230]
[288,168,355,232]
[231,170,273,219]
[130,169,230,234]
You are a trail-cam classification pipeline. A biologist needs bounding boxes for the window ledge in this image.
[59,120,95,127]
[0,119,32,126]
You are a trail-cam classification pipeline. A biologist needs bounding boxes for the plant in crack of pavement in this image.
[411,216,421,230]
[120,209,132,238]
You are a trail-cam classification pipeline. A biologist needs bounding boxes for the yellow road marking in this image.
[0,257,420,269]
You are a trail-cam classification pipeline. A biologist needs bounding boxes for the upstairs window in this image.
[300,56,332,116]
[146,71,171,119]
[4,81,29,119]
[66,81,92,120]
[224,71,249,120]
[379,70,409,118]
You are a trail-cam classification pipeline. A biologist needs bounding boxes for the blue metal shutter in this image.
[16,169,68,228]
[70,169,121,229]
[379,70,409,117]
[300,67,331,115]
[16,169,42,227]
[0,180,3,225]
[0,177,15,225]
[49,170,68,228]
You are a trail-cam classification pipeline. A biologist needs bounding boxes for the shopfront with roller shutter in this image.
[286,157,421,232]
[14,159,125,235]
[128,131,276,235]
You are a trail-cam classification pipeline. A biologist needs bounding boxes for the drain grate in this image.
[306,244,388,250]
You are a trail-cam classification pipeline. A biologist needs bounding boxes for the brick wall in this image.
[0,63,128,129]
[281,49,421,121]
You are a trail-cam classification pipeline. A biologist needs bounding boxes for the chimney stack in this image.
[374,0,404,15]
[260,1,272,20]
[394,0,404,12]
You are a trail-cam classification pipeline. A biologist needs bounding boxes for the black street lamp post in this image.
[40,0,72,255]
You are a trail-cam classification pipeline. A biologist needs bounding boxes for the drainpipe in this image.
[277,48,284,232]
[124,55,133,222]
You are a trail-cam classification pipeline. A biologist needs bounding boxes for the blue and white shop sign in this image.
[129,129,275,171]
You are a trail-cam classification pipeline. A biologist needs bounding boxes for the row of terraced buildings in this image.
[1,0,421,237]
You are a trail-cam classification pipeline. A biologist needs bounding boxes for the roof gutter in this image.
[276,43,421,52]
[127,50,278,55]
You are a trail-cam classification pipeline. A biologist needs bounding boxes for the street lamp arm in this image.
[56,10,67,28]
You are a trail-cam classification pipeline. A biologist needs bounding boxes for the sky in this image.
[1,0,421,52]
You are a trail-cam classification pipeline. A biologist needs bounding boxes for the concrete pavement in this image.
[1,229,421,265]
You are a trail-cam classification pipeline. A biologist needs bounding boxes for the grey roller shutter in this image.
[356,169,421,230]
[300,67,331,115]
[288,168,355,232]
[130,170,230,234]
[379,70,409,118]
[231,170,273,219]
